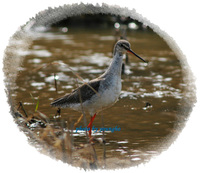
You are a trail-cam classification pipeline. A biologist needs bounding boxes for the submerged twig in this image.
[74,114,83,129]
[90,144,98,169]
[65,117,74,164]
[54,73,58,93]
[61,120,67,163]
[101,114,106,167]
[54,108,61,117]
[30,93,35,103]
[76,79,89,142]
[36,111,50,124]
[18,101,28,118]
[33,61,100,96]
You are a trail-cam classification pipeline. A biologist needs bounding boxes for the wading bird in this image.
[51,40,147,138]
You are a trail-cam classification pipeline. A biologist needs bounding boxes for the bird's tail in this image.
[51,96,69,108]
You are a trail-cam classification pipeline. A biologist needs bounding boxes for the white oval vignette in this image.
[0,1,200,173]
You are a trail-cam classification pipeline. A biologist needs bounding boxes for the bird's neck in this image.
[101,52,123,78]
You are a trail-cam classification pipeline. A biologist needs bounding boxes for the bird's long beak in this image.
[127,48,147,63]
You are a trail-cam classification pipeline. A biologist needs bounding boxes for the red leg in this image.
[87,113,96,137]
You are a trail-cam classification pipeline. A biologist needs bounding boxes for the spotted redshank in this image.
[51,40,147,137]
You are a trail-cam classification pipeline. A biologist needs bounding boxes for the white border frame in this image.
[1,1,200,173]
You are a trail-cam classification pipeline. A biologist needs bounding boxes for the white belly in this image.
[100,80,121,106]
[86,77,121,114]
[70,77,122,115]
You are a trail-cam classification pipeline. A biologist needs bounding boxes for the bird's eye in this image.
[121,43,127,50]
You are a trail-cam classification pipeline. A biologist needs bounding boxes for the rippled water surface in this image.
[9,27,193,167]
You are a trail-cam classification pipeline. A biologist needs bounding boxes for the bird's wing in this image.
[51,79,101,107]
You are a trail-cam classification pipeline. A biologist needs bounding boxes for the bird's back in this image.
[51,79,101,108]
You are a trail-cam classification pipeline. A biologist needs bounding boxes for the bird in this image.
[51,39,147,138]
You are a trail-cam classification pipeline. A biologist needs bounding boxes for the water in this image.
[6,27,193,168]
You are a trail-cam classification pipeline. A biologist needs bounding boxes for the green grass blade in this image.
[35,97,39,112]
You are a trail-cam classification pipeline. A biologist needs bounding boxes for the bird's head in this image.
[114,39,147,63]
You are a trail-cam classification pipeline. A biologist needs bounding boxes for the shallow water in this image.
[9,27,192,166]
